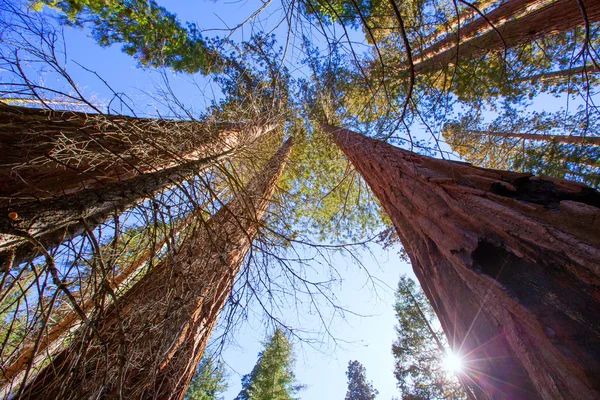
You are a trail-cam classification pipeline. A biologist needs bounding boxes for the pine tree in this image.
[345,360,378,400]
[15,139,293,400]
[234,329,301,400]
[185,354,228,400]
[327,124,600,398]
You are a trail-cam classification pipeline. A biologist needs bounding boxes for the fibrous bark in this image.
[413,0,600,73]
[0,103,273,205]
[0,209,201,397]
[327,124,600,399]
[14,138,293,400]
[0,119,274,270]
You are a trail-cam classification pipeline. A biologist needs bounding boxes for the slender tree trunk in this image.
[326,124,600,399]
[463,129,600,146]
[0,103,274,205]
[413,0,600,74]
[15,138,293,400]
[518,65,600,84]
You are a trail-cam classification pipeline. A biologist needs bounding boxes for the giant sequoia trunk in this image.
[14,138,293,400]
[0,152,226,270]
[0,118,273,269]
[0,103,273,206]
[326,124,600,399]
[413,0,600,74]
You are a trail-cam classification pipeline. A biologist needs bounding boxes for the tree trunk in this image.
[0,151,227,271]
[0,118,274,270]
[463,129,600,146]
[326,124,600,399]
[413,0,600,74]
[0,207,205,396]
[14,138,293,400]
[0,103,273,206]
[419,0,497,52]
[518,65,600,84]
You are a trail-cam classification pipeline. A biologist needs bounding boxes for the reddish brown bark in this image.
[419,0,497,51]
[0,103,273,206]
[0,151,226,270]
[327,124,600,399]
[14,139,293,400]
[0,210,201,396]
[463,129,600,146]
[413,0,600,74]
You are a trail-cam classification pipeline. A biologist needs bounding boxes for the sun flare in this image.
[442,352,464,375]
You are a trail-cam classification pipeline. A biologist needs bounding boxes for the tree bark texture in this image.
[0,103,274,206]
[463,129,600,146]
[0,152,227,271]
[327,124,600,399]
[13,138,293,400]
[0,209,201,397]
[418,0,497,52]
[413,0,600,74]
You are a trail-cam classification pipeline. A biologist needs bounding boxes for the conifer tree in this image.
[345,360,378,400]
[392,275,467,399]
[327,124,600,399]
[234,329,301,400]
[15,139,293,400]
[185,354,228,400]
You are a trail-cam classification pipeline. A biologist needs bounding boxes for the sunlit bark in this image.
[327,124,600,399]
[14,138,292,400]
[0,103,273,205]
[413,0,600,73]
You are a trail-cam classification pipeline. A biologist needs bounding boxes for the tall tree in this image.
[345,360,378,400]
[0,209,206,395]
[326,124,600,399]
[185,354,228,400]
[0,119,274,270]
[412,0,600,73]
[33,0,217,73]
[0,103,273,205]
[392,275,467,399]
[234,329,301,400]
[14,138,293,400]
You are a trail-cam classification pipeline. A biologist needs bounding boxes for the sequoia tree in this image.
[0,103,273,205]
[0,209,204,395]
[325,124,600,399]
[412,0,600,73]
[0,124,274,271]
[14,138,293,400]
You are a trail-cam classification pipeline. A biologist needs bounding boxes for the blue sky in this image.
[33,0,418,398]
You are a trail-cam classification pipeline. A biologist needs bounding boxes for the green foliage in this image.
[279,126,388,243]
[392,275,466,399]
[33,0,216,73]
[443,108,600,188]
[185,354,229,400]
[345,360,378,400]
[234,329,302,400]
